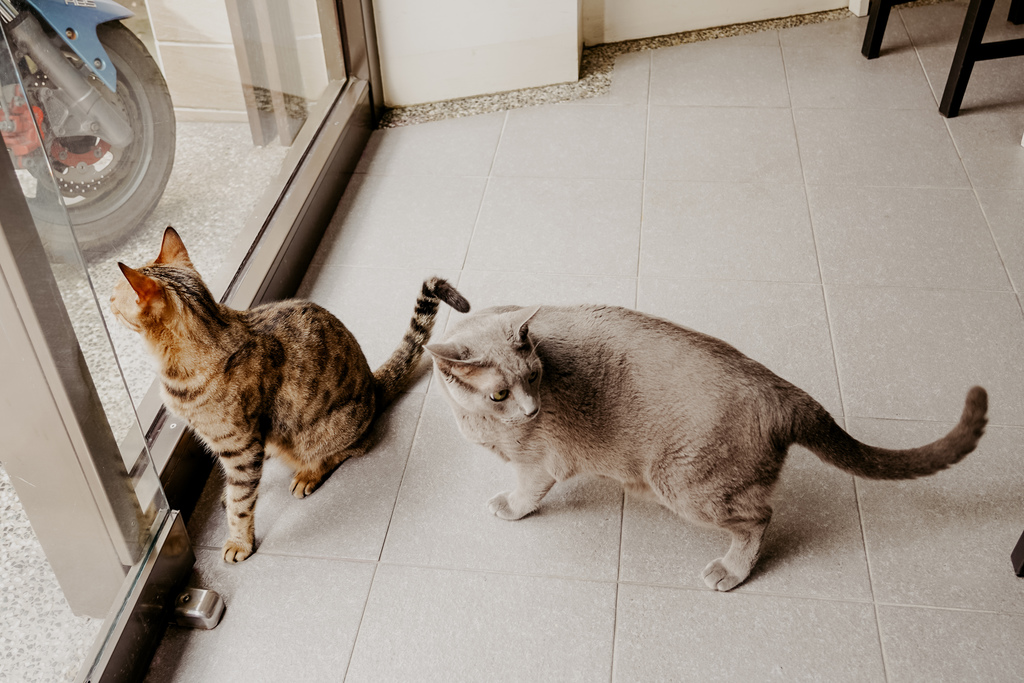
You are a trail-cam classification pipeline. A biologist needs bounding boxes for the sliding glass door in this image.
[0,0,378,679]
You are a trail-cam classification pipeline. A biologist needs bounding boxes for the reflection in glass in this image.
[1,11,169,679]
[2,0,347,676]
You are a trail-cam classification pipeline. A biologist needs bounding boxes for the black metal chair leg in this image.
[939,0,997,117]
[1012,528,1024,576]
[863,0,896,58]
[1009,0,1024,25]
[862,0,919,59]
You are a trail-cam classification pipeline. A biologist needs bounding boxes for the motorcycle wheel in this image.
[31,21,176,251]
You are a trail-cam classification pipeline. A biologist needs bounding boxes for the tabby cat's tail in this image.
[373,277,470,411]
[794,386,988,480]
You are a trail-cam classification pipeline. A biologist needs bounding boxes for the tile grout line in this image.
[610,490,626,683]
[899,5,942,112]
[904,3,1021,302]
[971,186,1019,296]
[778,22,848,423]
[337,392,431,679]
[854,476,890,683]
[458,111,509,272]
[317,263,1019,297]
[615,48,652,679]
[635,50,654,304]
[371,394,430,565]
[341,562,379,683]
[609,579,622,683]
[782,26,891,681]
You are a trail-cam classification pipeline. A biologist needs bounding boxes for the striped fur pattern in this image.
[111,227,469,563]
[427,304,988,592]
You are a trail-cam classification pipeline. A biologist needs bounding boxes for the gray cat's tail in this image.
[794,386,987,480]
[373,277,470,411]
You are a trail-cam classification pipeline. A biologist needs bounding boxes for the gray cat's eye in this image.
[529,371,538,382]
[490,389,510,402]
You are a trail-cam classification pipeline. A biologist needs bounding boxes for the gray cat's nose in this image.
[523,405,538,418]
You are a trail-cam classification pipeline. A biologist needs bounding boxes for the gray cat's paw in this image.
[487,492,531,520]
[701,559,745,592]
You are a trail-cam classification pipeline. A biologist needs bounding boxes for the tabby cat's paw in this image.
[487,492,532,520]
[701,559,745,592]
[222,540,253,563]
[289,475,320,499]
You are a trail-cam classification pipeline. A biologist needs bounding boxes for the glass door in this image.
[0,0,378,679]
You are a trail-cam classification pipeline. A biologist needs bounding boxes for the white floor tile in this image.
[946,110,1024,189]
[826,285,1024,425]
[650,41,790,108]
[640,181,819,283]
[614,585,885,682]
[646,105,804,183]
[452,270,637,314]
[381,397,624,582]
[312,174,486,269]
[493,104,647,179]
[355,112,505,176]
[794,108,970,188]
[466,176,643,277]
[784,42,936,110]
[146,551,375,683]
[852,419,1024,613]
[347,564,617,682]
[187,393,425,561]
[978,189,1024,291]
[878,605,1024,683]
[807,185,1010,290]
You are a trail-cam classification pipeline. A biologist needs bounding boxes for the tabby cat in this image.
[427,304,987,591]
[111,227,469,562]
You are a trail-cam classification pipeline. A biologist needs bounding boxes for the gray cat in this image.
[427,304,988,591]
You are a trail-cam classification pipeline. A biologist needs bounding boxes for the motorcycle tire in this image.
[31,21,176,251]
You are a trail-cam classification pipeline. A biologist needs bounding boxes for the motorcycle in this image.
[0,0,175,250]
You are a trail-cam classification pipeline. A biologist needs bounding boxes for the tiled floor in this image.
[147,2,1024,680]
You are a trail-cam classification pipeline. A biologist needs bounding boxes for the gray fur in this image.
[427,304,988,591]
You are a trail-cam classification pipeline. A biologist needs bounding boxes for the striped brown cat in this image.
[111,227,469,562]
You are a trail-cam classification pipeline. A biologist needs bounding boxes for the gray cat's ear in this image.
[510,305,541,342]
[426,344,483,379]
[425,342,462,363]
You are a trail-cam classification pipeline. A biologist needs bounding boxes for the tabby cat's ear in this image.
[511,305,541,342]
[118,263,164,306]
[155,226,192,267]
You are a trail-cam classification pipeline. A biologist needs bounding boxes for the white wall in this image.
[374,0,583,107]
[582,0,846,45]
[374,0,847,107]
